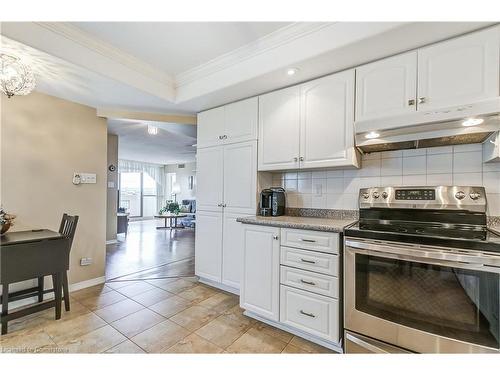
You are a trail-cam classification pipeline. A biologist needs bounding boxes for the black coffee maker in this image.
[260,187,286,216]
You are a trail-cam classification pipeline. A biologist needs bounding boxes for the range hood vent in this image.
[355,98,500,153]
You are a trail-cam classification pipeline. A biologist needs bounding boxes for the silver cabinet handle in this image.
[293,157,298,162]
[408,99,415,106]
[300,258,316,264]
[300,238,316,243]
[218,135,224,140]
[273,235,279,240]
[222,203,227,207]
[418,97,426,104]
[223,135,228,139]
[299,156,304,161]
[217,203,222,207]
[300,279,316,286]
[300,310,316,318]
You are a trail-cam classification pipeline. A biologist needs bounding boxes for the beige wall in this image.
[0,91,107,284]
[106,134,118,241]
[165,162,196,203]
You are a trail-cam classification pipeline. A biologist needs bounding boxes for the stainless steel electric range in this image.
[343,186,500,353]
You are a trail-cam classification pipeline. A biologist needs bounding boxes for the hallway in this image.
[106,219,195,281]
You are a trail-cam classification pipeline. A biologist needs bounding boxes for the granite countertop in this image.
[236,215,357,233]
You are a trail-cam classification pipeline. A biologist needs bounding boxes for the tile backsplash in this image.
[268,144,500,216]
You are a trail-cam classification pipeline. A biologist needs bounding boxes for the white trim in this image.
[244,310,343,353]
[6,276,106,310]
[197,277,239,296]
[106,239,118,245]
[175,23,332,87]
[35,22,174,86]
[69,276,106,292]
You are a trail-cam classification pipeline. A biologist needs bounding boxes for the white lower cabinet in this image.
[240,225,280,321]
[195,211,223,283]
[221,212,245,289]
[241,225,341,348]
[280,285,339,342]
[196,210,248,291]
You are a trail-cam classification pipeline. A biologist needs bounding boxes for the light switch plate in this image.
[79,173,97,184]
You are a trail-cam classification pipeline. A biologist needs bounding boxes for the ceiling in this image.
[71,22,290,75]
[108,119,197,164]
[1,21,496,164]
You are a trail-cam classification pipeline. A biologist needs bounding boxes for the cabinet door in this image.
[417,27,500,111]
[240,225,280,321]
[195,210,223,283]
[222,212,245,291]
[197,106,225,148]
[223,141,257,214]
[355,52,417,122]
[224,97,258,145]
[258,86,301,171]
[196,146,223,212]
[300,70,356,169]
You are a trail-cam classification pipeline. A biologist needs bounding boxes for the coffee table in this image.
[154,213,188,231]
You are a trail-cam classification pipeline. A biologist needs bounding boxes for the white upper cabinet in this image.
[417,27,500,111]
[196,146,224,212]
[223,141,257,214]
[197,97,258,149]
[224,97,258,145]
[197,106,225,148]
[258,86,301,171]
[355,52,417,121]
[300,70,357,169]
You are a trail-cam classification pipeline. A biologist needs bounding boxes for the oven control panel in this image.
[395,189,435,200]
[358,186,486,212]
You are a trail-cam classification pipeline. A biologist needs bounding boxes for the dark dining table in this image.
[0,229,69,335]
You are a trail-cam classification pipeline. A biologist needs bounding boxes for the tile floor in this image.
[0,277,335,354]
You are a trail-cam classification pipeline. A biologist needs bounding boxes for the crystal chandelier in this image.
[0,54,36,98]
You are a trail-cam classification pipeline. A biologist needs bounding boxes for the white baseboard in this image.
[69,276,106,292]
[243,310,343,353]
[106,239,118,245]
[197,277,240,295]
[6,276,106,310]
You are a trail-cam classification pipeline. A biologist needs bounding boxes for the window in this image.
[119,172,158,218]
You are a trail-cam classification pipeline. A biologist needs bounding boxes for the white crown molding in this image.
[175,22,333,88]
[35,22,175,86]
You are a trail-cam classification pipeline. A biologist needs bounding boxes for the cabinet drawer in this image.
[280,266,338,298]
[281,228,339,254]
[280,246,338,276]
[280,285,339,342]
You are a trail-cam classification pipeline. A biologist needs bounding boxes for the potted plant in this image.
[0,207,16,236]
[159,200,180,215]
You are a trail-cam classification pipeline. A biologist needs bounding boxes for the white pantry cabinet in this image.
[240,225,280,321]
[258,70,359,171]
[197,97,258,149]
[417,27,499,111]
[195,140,257,292]
[194,210,223,283]
[355,52,418,121]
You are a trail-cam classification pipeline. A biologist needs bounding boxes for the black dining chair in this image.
[38,213,78,312]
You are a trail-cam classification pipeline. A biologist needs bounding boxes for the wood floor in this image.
[0,277,334,354]
[106,219,195,281]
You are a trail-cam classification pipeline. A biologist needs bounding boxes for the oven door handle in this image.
[345,239,500,270]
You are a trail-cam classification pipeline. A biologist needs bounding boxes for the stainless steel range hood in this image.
[355,98,500,153]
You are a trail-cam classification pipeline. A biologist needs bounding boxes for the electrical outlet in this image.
[80,257,93,266]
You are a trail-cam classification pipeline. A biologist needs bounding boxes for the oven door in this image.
[345,238,500,353]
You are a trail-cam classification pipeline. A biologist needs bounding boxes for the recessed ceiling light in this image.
[287,68,299,76]
[147,125,158,135]
[462,118,484,127]
[365,131,380,139]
